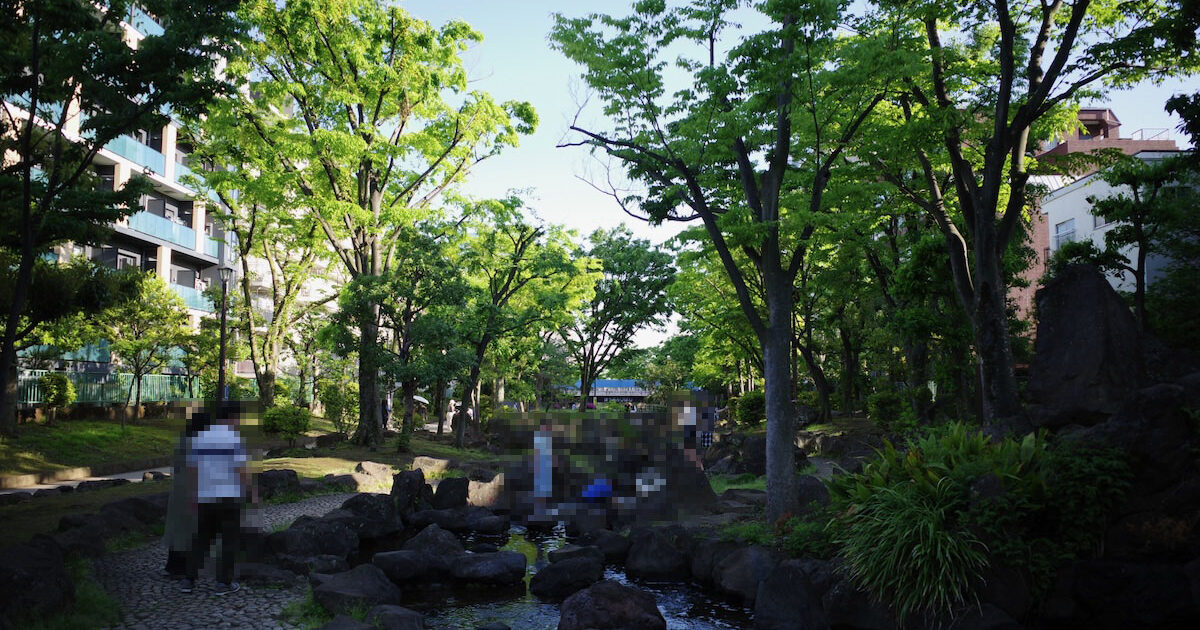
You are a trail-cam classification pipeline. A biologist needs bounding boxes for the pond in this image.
[400,524,754,630]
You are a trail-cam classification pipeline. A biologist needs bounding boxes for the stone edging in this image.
[0,456,174,489]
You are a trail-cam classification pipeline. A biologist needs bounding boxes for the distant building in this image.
[558,379,653,404]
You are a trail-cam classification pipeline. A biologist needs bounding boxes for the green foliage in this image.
[279,585,334,629]
[102,275,190,411]
[733,390,766,427]
[318,384,358,438]
[829,423,1131,619]
[718,514,836,559]
[709,473,765,495]
[719,520,774,546]
[262,405,311,445]
[866,388,920,433]
[38,372,75,410]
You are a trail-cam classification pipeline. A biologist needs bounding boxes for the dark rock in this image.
[432,476,469,510]
[946,604,1023,630]
[1071,560,1200,629]
[794,475,830,513]
[34,488,61,498]
[236,562,300,587]
[391,469,428,515]
[323,474,359,492]
[142,470,169,481]
[707,455,736,475]
[476,624,509,630]
[52,524,107,557]
[407,508,470,532]
[317,615,373,630]
[312,564,404,616]
[275,554,350,575]
[558,580,666,630]
[530,556,604,599]
[299,479,323,494]
[0,492,32,506]
[268,519,359,560]
[96,503,148,534]
[754,559,830,630]
[58,513,89,531]
[101,496,166,525]
[373,550,433,582]
[76,478,130,492]
[1028,264,1144,427]
[402,524,464,573]
[471,543,499,554]
[577,529,631,562]
[690,539,741,585]
[0,538,73,623]
[625,529,689,581]
[822,576,896,630]
[713,545,778,605]
[258,469,301,500]
[340,493,402,539]
[742,435,768,475]
[366,604,426,630]
[467,466,497,482]
[450,551,527,586]
[549,544,605,565]
[977,564,1031,621]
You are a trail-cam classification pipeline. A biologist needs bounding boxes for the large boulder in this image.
[945,604,1024,630]
[235,562,301,588]
[548,545,605,565]
[268,518,359,560]
[794,475,830,514]
[690,539,741,586]
[412,456,453,475]
[366,604,426,630]
[577,529,630,562]
[353,461,395,492]
[318,615,374,630]
[407,508,470,533]
[1028,264,1145,427]
[401,524,464,574]
[258,469,301,500]
[531,556,604,600]
[340,493,402,539]
[312,564,404,616]
[0,537,73,624]
[755,559,830,630]
[101,496,166,525]
[391,469,428,515]
[625,529,689,581]
[1070,560,1200,629]
[468,472,506,509]
[373,550,434,583]
[450,551,527,586]
[822,576,896,630]
[712,545,778,605]
[558,580,666,630]
[276,554,350,576]
[431,476,469,510]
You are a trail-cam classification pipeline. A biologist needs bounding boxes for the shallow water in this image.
[407,525,754,630]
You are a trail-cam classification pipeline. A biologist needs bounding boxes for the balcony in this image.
[7,93,66,125]
[129,6,165,37]
[171,283,214,312]
[105,135,165,174]
[204,236,220,257]
[173,160,196,186]
[127,210,196,249]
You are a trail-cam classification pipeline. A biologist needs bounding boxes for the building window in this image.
[94,164,115,192]
[116,250,141,270]
[1094,214,1110,229]
[1053,219,1076,250]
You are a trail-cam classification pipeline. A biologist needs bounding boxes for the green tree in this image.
[864,0,1199,426]
[226,0,536,446]
[552,0,899,519]
[0,0,241,433]
[103,275,190,424]
[561,226,674,406]
[455,198,594,446]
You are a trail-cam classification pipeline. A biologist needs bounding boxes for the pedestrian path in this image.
[0,466,173,496]
[95,492,355,630]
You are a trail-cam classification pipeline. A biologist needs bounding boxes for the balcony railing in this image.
[171,283,214,312]
[127,210,196,249]
[204,236,220,257]
[129,5,165,37]
[105,135,165,174]
[173,160,195,186]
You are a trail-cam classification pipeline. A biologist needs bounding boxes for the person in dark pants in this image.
[162,409,203,578]
[181,405,249,595]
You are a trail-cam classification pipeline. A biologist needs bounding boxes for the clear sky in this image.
[401,0,1197,347]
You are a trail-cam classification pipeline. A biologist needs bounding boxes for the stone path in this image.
[95,492,356,630]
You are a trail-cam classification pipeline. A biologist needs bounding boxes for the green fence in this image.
[18,371,199,406]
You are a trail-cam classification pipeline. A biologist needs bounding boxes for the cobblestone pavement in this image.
[95,492,356,630]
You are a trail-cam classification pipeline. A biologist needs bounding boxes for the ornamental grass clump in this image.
[828,422,1129,621]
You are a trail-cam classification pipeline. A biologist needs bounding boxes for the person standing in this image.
[162,408,201,578]
[181,405,249,595]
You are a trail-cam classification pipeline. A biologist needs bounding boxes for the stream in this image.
[400,524,755,630]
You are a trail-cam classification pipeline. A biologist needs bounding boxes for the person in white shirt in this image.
[181,406,249,595]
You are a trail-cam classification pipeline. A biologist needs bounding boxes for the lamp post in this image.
[216,264,233,403]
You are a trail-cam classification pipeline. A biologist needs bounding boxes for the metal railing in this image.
[105,134,165,174]
[127,210,196,248]
[171,283,215,312]
[18,371,197,406]
[128,5,165,37]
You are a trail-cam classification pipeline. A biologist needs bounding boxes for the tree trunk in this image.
[972,253,1022,423]
[762,272,798,522]
[578,364,593,408]
[0,243,35,435]
[134,374,143,422]
[839,327,855,415]
[352,308,381,446]
[0,355,18,434]
[258,369,276,409]
[456,349,484,448]
[797,342,832,423]
[434,378,446,436]
[1135,245,1148,332]
[495,376,505,408]
[401,379,417,434]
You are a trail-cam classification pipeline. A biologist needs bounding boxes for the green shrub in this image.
[719,520,774,546]
[263,404,312,446]
[866,388,903,427]
[319,383,358,437]
[734,390,766,427]
[39,372,76,417]
[828,422,1130,620]
[777,516,836,558]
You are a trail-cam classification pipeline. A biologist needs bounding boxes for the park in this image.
[1,1,1199,629]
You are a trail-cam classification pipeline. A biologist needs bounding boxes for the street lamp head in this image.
[219,265,233,283]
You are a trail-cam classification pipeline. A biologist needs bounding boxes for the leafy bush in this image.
[262,404,311,446]
[718,520,773,546]
[829,422,1129,620]
[866,388,903,427]
[39,372,76,410]
[734,390,766,427]
[319,383,358,437]
[719,514,837,558]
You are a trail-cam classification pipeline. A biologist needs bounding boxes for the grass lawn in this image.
[0,478,172,546]
[709,473,767,495]
[257,432,499,481]
[0,418,185,477]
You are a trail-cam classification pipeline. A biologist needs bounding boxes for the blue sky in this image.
[401,0,1196,346]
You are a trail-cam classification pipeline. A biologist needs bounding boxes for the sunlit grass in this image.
[0,418,184,476]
